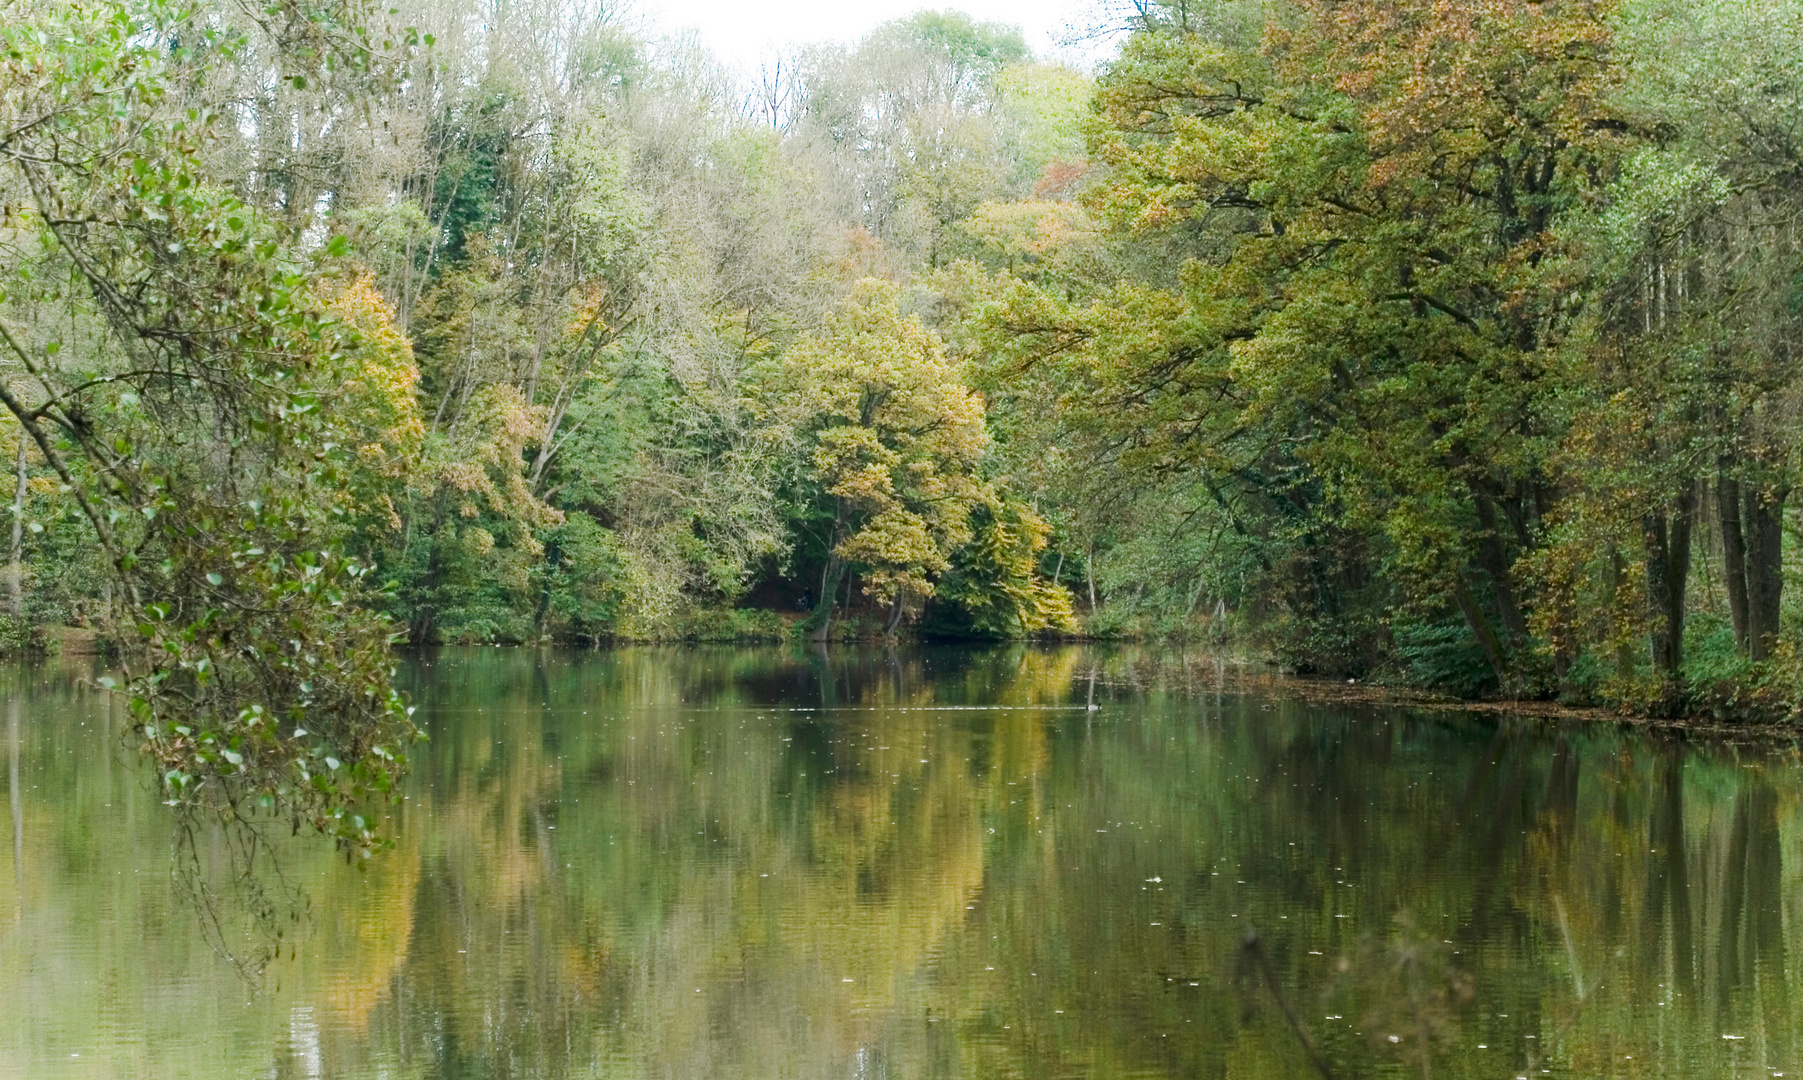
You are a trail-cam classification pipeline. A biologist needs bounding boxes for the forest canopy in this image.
[4,0,1803,758]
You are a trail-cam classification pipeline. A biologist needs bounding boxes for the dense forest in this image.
[3,0,1803,839]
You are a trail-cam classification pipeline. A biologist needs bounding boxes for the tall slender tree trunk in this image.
[1086,547,1097,615]
[1451,573,1509,687]
[412,511,445,644]
[8,437,24,620]
[813,507,847,644]
[812,554,842,643]
[1718,471,1751,651]
[1643,479,1696,692]
[1746,485,1786,662]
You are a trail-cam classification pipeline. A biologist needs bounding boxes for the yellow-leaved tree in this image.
[316,274,428,531]
[768,280,992,639]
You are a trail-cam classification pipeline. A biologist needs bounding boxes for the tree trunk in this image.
[1718,471,1751,652]
[1472,492,1528,641]
[411,518,444,644]
[531,535,561,639]
[883,594,904,637]
[1746,484,1786,662]
[7,436,24,620]
[809,502,849,643]
[1643,479,1695,686]
[1451,574,1509,688]
[811,555,842,643]
[1086,547,1097,614]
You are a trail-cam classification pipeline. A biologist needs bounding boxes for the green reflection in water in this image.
[2,646,1802,1078]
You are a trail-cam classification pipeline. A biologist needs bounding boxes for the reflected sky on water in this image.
[3,645,1802,1079]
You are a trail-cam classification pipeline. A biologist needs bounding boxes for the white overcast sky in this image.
[641,0,1121,78]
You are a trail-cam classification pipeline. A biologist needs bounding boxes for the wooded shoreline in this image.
[6,0,1803,847]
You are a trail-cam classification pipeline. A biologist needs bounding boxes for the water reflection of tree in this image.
[360,646,1071,1078]
[278,652,1803,1078]
[11,650,1803,1077]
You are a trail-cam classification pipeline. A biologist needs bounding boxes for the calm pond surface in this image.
[3,646,1802,1079]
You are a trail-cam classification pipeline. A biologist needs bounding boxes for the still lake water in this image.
[2,646,1802,1079]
